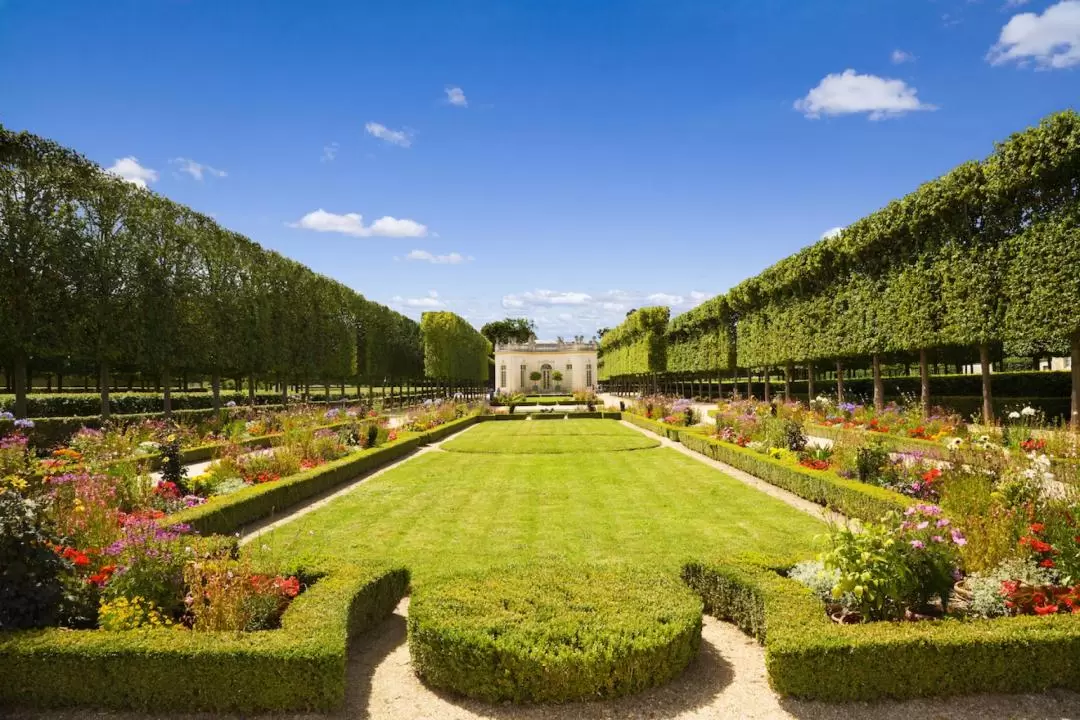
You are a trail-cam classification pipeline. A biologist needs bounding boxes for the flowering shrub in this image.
[183,558,303,632]
[98,595,174,630]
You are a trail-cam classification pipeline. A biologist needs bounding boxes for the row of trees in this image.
[601,110,1080,424]
[597,307,669,381]
[421,311,492,386]
[0,126,431,418]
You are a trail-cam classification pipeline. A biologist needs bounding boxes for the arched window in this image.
[500,365,507,389]
[586,363,593,388]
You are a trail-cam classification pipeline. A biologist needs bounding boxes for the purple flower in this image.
[910,540,925,549]
[951,529,967,546]
[936,518,951,528]
[932,535,945,543]
[916,521,929,530]
[13,418,34,430]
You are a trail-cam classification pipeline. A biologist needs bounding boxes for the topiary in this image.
[408,563,702,702]
[0,492,66,630]
[159,435,189,495]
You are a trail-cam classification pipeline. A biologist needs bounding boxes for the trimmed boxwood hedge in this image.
[408,564,702,703]
[622,413,909,522]
[682,558,1080,701]
[0,561,409,712]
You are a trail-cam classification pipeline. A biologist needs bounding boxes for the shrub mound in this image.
[407,564,702,703]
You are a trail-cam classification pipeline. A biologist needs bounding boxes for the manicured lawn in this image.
[254,420,823,583]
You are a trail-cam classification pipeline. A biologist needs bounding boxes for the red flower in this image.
[1034,604,1059,615]
[1041,558,1056,568]
[1030,523,1046,533]
[1030,539,1054,554]
[274,575,301,598]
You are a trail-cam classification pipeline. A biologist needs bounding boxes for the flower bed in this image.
[408,564,702,703]
[0,561,408,711]
[682,557,1080,701]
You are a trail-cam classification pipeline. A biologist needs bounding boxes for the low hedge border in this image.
[485,411,622,421]
[0,561,409,712]
[682,558,1080,701]
[490,399,598,407]
[167,414,482,535]
[408,563,702,703]
[622,413,909,522]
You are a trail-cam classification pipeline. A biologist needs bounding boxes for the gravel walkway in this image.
[14,597,1080,720]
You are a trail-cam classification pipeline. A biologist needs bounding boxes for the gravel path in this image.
[14,597,1080,720]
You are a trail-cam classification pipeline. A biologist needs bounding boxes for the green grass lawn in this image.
[254,419,823,583]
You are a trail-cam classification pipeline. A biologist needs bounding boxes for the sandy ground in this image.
[12,597,1080,720]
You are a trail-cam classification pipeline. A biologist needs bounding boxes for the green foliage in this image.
[479,317,536,347]
[408,564,702,702]
[666,296,735,373]
[598,306,669,379]
[684,558,1080,701]
[0,493,66,630]
[420,311,491,383]
[0,561,408,711]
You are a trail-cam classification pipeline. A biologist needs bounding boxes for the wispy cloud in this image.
[105,157,158,188]
[795,69,936,120]
[406,249,470,264]
[891,49,915,64]
[391,290,444,308]
[289,209,428,238]
[321,142,339,162]
[821,226,845,240]
[445,86,468,107]
[171,157,227,181]
[365,122,412,147]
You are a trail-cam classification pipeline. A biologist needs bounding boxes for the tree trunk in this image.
[12,353,27,419]
[919,349,931,417]
[979,343,994,425]
[763,368,771,403]
[211,372,221,412]
[872,353,884,412]
[746,369,752,399]
[57,373,64,393]
[835,360,844,403]
[1071,332,1080,429]
[162,368,173,419]
[807,363,815,401]
[280,376,288,406]
[249,374,257,405]
[784,361,793,403]
[100,362,111,420]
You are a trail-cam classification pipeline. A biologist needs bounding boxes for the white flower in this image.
[946,437,963,450]
[1022,406,1036,417]
[1008,411,1021,420]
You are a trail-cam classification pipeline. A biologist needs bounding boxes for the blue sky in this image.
[2,0,1079,338]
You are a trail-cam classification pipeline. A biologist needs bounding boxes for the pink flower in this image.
[916,521,929,530]
[932,535,945,543]
[936,518,950,528]
[910,540,925,549]
[951,529,967,546]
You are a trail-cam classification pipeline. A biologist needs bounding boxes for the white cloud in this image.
[321,142,339,162]
[105,157,158,188]
[501,290,593,308]
[1005,0,1031,7]
[891,49,915,64]
[795,69,937,120]
[445,86,468,107]
[392,290,444,308]
[648,292,685,306]
[821,226,845,240]
[365,122,412,147]
[171,157,227,181]
[988,0,1080,69]
[289,209,428,238]
[406,249,470,264]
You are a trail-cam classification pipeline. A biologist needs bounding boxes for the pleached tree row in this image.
[599,110,1080,425]
[0,126,432,418]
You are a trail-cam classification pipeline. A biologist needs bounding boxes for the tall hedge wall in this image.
[420,311,491,384]
[666,296,735,374]
[598,307,669,380]
[0,126,425,419]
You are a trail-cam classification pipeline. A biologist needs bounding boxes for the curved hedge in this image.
[0,561,409,712]
[407,564,702,703]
